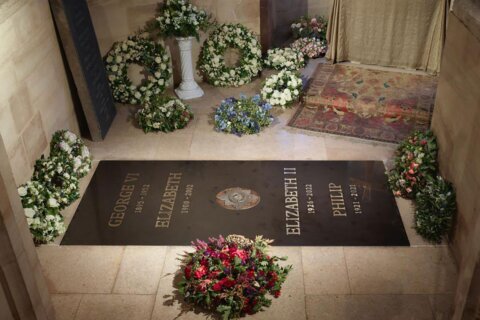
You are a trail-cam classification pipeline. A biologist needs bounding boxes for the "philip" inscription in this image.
[329,183,347,217]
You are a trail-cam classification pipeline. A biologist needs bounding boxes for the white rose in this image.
[155,57,162,63]
[115,56,122,63]
[24,208,36,218]
[160,63,166,70]
[134,92,142,99]
[73,157,82,170]
[47,198,59,208]
[59,141,71,153]
[18,186,27,197]
[81,146,90,158]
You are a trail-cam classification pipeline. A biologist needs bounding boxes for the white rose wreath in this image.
[261,70,303,108]
[105,35,172,105]
[198,24,262,87]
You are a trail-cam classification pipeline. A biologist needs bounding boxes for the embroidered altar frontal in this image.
[61,161,409,246]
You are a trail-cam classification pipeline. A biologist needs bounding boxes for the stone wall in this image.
[0,0,72,316]
[87,0,260,83]
[308,0,333,18]
[431,7,480,320]
[0,0,78,186]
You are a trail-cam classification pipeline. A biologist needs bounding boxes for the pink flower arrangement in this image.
[291,15,328,40]
[178,235,292,319]
[291,37,327,59]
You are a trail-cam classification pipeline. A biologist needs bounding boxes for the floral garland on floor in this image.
[214,95,273,136]
[17,181,65,244]
[178,235,291,319]
[387,130,438,198]
[105,35,172,105]
[387,130,457,243]
[32,156,80,209]
[414,176,456,243]
[264,48,305,71]
[290,37,327,59]
[198,24,262,87]
[137,95,194,133]
[18,130,93,244]
[261,70,303,108]
[50,130,92,178]
[153,0,212,40]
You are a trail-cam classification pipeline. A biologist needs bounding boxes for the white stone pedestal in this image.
[175,37,204,100]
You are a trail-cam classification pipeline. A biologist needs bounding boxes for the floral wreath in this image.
[261,70,303,108]
[214,95,273,136]
[105,35,172,105]
[198,24,262,87]
[264,47,305,71]
[136,95,194,133]
[32,156,80,209]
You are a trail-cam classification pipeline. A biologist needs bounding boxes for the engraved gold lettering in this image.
[329,183,347,217]
[108,174,138,227]
[155,173,182,228]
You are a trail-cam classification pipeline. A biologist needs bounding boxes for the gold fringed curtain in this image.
[326,0,448,73]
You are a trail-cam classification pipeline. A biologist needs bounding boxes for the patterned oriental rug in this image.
[289,64,437,143]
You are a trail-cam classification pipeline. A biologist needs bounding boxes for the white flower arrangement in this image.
[32,156,80,209]
[155,0,212,40]
[199,24,263,87]
[290,37,327,59]
[137,95,194,133]
[264,48,306,71]
[105,35,172,105]
[261,70,303,108]
[18,181,65,244]
[18,130,93,244]
[50,130,92,178]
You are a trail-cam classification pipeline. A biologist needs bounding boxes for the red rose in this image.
[222,260,231,268]
[194,265,207,279]
[274,291,281,298]
[222,278,235,288]
[212,282,222,291]
[184,265,192,279]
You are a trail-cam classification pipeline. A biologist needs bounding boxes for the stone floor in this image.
[37,60,457,319]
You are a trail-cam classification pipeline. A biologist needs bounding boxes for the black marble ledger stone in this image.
[61,161,410,246]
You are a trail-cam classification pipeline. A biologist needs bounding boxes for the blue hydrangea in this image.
[214,94,273,136]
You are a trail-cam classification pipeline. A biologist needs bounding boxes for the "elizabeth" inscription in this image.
[155,172,182,228]
[284,167,301,235]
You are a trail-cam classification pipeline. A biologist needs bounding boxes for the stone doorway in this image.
[260,0,308,52]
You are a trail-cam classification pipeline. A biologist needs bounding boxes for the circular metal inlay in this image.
[216,187,261,211]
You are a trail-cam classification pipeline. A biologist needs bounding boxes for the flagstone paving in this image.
[37,60,457,319]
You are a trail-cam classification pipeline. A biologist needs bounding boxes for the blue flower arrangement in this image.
[214,94,273,136]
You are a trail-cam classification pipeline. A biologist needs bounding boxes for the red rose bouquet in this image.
[387,130,438,198]
[178,235,292,319]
